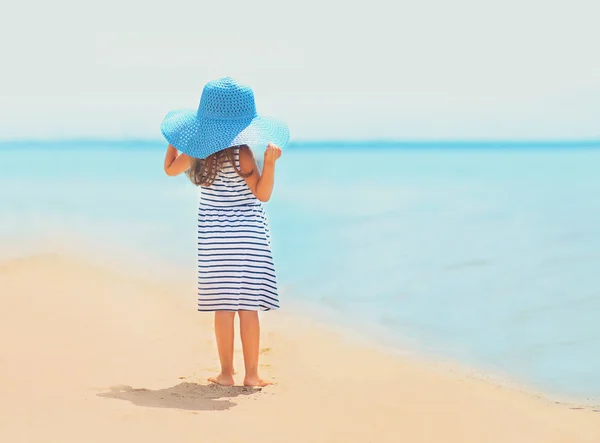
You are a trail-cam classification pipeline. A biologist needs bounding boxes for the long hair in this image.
[185,145,251,187]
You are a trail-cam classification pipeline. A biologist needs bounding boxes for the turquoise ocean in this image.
[1,140,599,404]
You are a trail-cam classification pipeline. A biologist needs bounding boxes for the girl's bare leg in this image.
[238,310,271,387]
[208,311,235,386]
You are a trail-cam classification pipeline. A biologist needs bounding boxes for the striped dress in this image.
[196,148,279,311]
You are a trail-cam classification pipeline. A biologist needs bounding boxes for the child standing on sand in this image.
[161,77,289,387]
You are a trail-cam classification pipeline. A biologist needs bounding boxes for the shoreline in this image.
[1,252,599,442]
[283,295,599,409]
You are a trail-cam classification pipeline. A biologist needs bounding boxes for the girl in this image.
[161,77,289,387]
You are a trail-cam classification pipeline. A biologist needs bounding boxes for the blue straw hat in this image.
[160,77,290,159]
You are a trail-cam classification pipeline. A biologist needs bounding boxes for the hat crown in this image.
[197,77,257,120]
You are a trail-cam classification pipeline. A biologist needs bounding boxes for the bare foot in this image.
[243,375,272,387]
[208,373,235,386]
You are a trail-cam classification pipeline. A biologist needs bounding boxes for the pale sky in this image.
[1,0,599,140]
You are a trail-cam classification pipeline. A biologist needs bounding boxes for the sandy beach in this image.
[1,253,599,443]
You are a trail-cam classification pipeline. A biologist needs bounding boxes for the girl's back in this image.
[199,148,260,208]
[194,147,277,312]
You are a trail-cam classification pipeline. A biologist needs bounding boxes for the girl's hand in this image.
[264,143,282,165]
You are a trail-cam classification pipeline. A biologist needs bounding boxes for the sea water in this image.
[1,140,599,404]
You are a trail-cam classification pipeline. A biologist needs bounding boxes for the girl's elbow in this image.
[257,195,270,202]
[255,190,272,202]
[252,187,271,202]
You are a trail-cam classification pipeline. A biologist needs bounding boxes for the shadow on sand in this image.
[97,382,261,411]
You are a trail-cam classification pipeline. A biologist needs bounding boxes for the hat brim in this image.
[160,109,290,159]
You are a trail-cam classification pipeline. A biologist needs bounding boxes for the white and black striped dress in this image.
[196,149,279,311]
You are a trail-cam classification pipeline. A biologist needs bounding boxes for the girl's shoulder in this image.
[238,145,258,174]
[238,145,254,160]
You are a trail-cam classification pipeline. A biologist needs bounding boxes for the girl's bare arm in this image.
[164,144,192,176]
[239,144,282,202]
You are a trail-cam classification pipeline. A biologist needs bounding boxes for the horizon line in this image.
[1,137,599,146]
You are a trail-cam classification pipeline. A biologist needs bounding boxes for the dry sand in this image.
[1,254,599,443]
